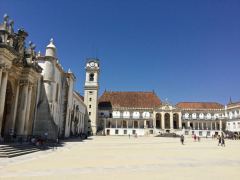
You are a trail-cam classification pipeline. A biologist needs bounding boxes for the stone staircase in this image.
[0,144,41,158]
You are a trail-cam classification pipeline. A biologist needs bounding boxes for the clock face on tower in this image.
[89,62,95,67]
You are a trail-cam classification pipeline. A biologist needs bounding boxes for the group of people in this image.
[218,135,225,147]
[180,133,226,147]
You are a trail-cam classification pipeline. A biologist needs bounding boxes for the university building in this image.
[97,92,230,137]
[0,14,239,141]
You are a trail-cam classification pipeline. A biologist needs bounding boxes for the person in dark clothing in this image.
[218,135,222,146]
[180,135,184,145]
[221,136,225,147]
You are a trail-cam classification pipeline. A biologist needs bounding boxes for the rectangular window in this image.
[89,112,91,115]
[89,91,93,95]
[115,129,119,135]
[132,130,136,134]
[207,131,210,136]
[89,98,92,101]
[199,131,202,136]
[124,130,127,134]
[89,105,91,108]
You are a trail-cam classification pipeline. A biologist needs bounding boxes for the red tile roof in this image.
[98,91,161,109]
[176,102,224,109]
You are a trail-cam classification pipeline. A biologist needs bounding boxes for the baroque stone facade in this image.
[0,14,88,141]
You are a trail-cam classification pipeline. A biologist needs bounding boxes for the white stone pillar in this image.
[178,113,182,129]
[11,83,20,130]
[0,71,8,136]
[24,85,33,135]
[161,112,165,130]
[153,113,156,128]
[16,82,29,135]
[170,113,173,129]
[220,120,222,130]
[187,121,190,129]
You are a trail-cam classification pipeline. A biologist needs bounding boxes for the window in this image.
[89,73,94,81]
[199,131,202,136]
[185,131,189,135]
[115,129,119,135]
[132,130,136,134]
[89,105,91,108]
[89,112,91,115]
[89,98,92,101]
[89,91,93,95]
[124,130,127,134]
[207,131,210,136]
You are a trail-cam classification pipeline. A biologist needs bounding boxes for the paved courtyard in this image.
[0,136,240,180]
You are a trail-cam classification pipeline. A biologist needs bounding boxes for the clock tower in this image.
[84,58,100,135]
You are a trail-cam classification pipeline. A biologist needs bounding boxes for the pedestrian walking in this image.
[218,135,221,146]
[193,134,197,141]
[180,135,184,145]
[221,136,225,147]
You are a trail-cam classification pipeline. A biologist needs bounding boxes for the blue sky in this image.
[1,0,240,104]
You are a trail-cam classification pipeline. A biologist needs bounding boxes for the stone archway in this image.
[164,113,170,129]
[1,81,14,138]
[173,113,179,129]
[156,113,162,129]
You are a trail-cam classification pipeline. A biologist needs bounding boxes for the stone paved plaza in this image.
[0,136,240,180]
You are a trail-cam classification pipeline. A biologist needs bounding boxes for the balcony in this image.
[182,117,226,121]
[99,115,153,120]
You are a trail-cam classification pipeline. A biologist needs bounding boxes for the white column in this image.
[178,113,182,129]
[0,71,8,136]
[24,85,33,135]
[220,120,222,131]
[161,112,165,130]
[11,83,20,130]
[170,113,173,129]
[187,121,190,129]
[16,82,29,135]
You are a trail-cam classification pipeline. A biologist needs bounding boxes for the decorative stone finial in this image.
[50,38,54,43]
[3,14,9,22]
[68,68,72,73]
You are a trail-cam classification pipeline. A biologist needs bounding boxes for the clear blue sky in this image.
[1,0,240,104]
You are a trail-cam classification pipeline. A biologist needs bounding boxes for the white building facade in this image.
[225,102,240,133]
